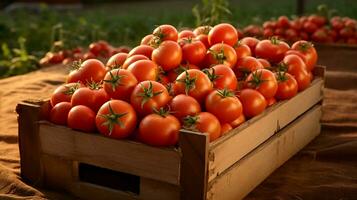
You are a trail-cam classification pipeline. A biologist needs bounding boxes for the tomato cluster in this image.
[49,23,317,147]
[40,40,131,67]
[242,15,357,45]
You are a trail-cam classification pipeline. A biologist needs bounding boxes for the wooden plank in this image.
[179,130,209,200]
[207,105,322,200]
[208,77,323,182]
[140,178,180,200]
[38,123,181,185]
[16,101,45,186]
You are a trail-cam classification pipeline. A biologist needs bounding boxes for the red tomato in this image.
[170,94,201,121]
[68,105,96,132]
[303,21,318,33]
[205,89,243,123]
[50,82,81,107]
[308,15,327,27]
[152,40,182,71]
[234,43,251,60]
[263,21,276,29]
[291,40,317,71]
[208,23,238,46]
[244,69,278,99]
[277,16,290,28]
[266,97,277,106]
[221,123,233,135]
[178,30,195,39]
[89,41,110,57]
[167,64,200,82]
[183,112,221,142]
[205,43,237,68]
[275,72,298,100]
[50,102,72,125]
[139,112,180,146]
[106,53,128,69]
[283,54,311,91]
[193,26,212,36]
[257,58,271,68]
[153,24,178,42]
[127,60,159,82]
[263,28,274,38]
[240,37,260,55]
[230,114,246,128]
[174,69,213,103]
[239,89,267,118]
[96,100,137,139]
[195,34,210,49]
[290,19,302,30]
[130,81,170,116]
[181,39,207,65]
[103,69,138,101]
[122,54,149,69]
[255,38,290,63]
[203,64,238,90]
[71,84,110,112]
[234,56,264,80]
[128,45,154,58]
[67,59,106,83]
[141,34,156,45]
[311,28,329,43]
[285,28,298,41]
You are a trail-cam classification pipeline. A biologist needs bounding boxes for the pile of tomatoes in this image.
[243,15,357,45]
[48,23,317,147]
[39,40,131,67]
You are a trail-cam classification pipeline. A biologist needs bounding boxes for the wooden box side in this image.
[207,105,322,200]
[207,66,324,182]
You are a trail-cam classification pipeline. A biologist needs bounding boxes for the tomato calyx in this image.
[297,42,313,52]
[153,107,171,117]
[209,47,227,64]
[63,83,80,95]
[87,80,103,90]
[182,115,199,132]
[276,63,288,72]
[175,65,190,75]
[275,71,288,82]
[103,70,126,91]
[110,61,123,69]
[270,36,281,45]
[137,81,163,108]
[176,70,197,95]
[216,88,235,98]
[99,103,127,135]
[70,59,82,71]
[247,71,267,88]
[148,36,161,48]
[203,68,221,82]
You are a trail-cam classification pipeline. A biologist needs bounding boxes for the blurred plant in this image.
[192,0,232,26]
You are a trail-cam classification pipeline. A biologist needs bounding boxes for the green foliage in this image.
[192,0,231,26]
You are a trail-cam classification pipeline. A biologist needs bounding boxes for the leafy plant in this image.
[192,0,232,26]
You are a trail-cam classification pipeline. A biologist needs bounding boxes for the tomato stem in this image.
[100,103,128,135]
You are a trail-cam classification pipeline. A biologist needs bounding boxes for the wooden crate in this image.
[17,66,325,200]
[315,43,357,72]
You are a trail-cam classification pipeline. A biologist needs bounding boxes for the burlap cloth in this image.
[0,64,356,200]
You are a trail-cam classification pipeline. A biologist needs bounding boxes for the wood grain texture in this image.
[179,130,209,200]
[38,123,181,185]
[207,105,322,200]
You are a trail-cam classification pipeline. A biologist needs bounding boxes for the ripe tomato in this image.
[240,37,260,56]
[183,112,221,142]
[285,28,298,41]
[263,28,274,38]
[230,114,246,128]
[203,64,237,91]
[103,69,138,101]
[291,41,317,71]
[139,112,180,146]
[178,30,195,39]
[205,43,237,68]
[174,69,213,103]
[50,102,72,125]
[205,89,243,123]
[167,64,200,82]
[234,56,263,80]
[122,54,149,69]
[275,72,298,100]
[303,21,318,33]
[50,82,81,107]
[239,89,267,118]
[193,26,212,36]
[106,53,128,70]
[153,24,178,42]
[128,45,154,58]
[89,41,110,57]
[221,123,233,135]
[141,34,155,45]
[67,59,106,83]
[255,38,290,63]
[152,41,182,71]
[170,94,201,121]
[208,23,238,46]
[283,55,311,91]
[68,105,96,132]
[96,100,137,139]
[277,16,290,28]
[234,43,251,60]
[244,69,278,99]
[71,83,110,112]
[127,60,159,82]
[308,15,326,27]
[257,58,271,68]
[181,39,206,65]
[195,34,210,49]
[266,97,277,106]
[130,81,170,116]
